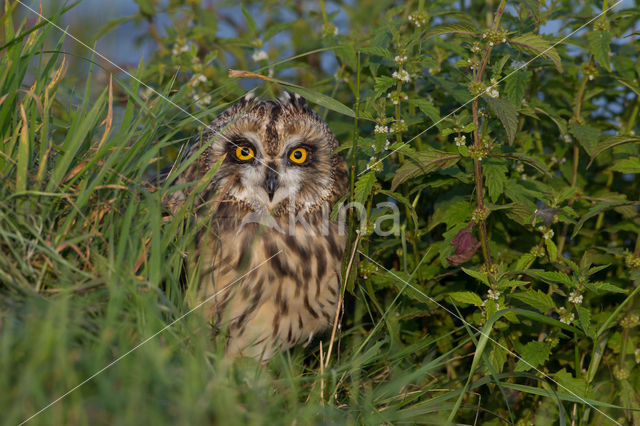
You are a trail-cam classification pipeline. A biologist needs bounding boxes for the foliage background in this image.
[1,0,640,424]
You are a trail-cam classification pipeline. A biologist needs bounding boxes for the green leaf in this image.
[535,270,573,285]
[513,253,535,271]
[610,158,640,173]
[241,5,257,34]
[570,123,600,156]
[449,291,484,306]
[572,202,627,238]
[553,369,587,398]
[353,170,376,204]
[409,99,441,126]
[461,267,490,286]
[483,158,509,202]
[358,46,393,59]
[588,135,640,166]
[511,289,556,312]
[583,281,626,294]
[484,96,518,144]
[423,23,477,39]
[286,86,355,118]
[545,238,558,261]
[135,0,155,16]
[504,70,531,107]
[391,149,460,190]
[576,306,595,338]
[514,341,551,372]
[374,76,395,92]
[587,30,612,72]
[509,33,563,72]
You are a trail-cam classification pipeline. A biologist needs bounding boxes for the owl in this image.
[165,91,349,360]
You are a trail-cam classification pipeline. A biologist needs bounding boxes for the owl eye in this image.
[289,147,308,164]
[235,146,255,161]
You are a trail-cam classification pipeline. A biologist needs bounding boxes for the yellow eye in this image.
[289,147,308,164]
[235,146,254,161]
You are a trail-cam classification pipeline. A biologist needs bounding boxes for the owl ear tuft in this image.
[280,90,308,110]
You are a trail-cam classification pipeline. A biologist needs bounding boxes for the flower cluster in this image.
[408,11,428,27]
[192,74,207,86]
[568,291,583,305]
[481,29,508,47]
[557,307,575,325]
[390,119,407,133]
[487,289,500,300]
[394,55,408,65]
[251,50,268,62]
[454,135,466,146]
[387,91,408,105]
[322,23,339,37]
[392,69,411,83]
[374,124,389,134]
[537,226,554,240]
[485,78,499,98]
[192,93,212,107]
[171,41,190,56]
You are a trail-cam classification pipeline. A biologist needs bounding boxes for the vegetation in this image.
[2,0,640,424]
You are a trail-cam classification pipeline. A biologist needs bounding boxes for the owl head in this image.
[176,91,348,217]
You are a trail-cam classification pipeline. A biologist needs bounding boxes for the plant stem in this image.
[471,0,506,266]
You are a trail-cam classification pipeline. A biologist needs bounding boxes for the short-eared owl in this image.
[166,92,349,360]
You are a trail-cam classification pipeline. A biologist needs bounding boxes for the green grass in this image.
[2,0,640,424]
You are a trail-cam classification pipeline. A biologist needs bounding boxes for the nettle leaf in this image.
[353,170,376,204]
[545,238,558,261]
[577,306,595,338]
[391,149,460,190]
[535,270,573,286]
[509,33,563,72]
[504,70,531,107]
[374,76,395,92]
[286,86,355,118]
[423,23,478,39]
[572,201,627,238]
[409,99,441,126]
[511,289,556,312]
[449,291,484,306]
[461,267,490,286]
[570,123,601,156]
[589,135,640,166]
[584,281,626,294]
[513,253,536,271]
[610,158,640,173]
[514,341,551,372]
[483,158,509,202]
[587,30,612,72]
[553,369,587,398]
[358,46,393,59]
[484,96,518,144]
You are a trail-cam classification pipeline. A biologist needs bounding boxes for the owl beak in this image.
[264,168,279,201]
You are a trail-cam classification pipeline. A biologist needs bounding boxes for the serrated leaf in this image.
[514,341,551,372]
[353,170,376,204]
[423,23,477,39]
[484,96,518,144]
[241,4,257,34]
[588,135,640,166]
[584,281,626,294]
[409,99,441,126]
[587,30,612,72]
[545,238,558,261]
[570,123,601,156]
[577,306,595,338]
[509,33,563,72]
[504,70,531,107]
[359,46,392,59]
[461,267,490,285]
[511,289,556,312]
[610,158,640,173]
[483,158,508,202]
[535,270,574,285]
[572,202,627,238]
[514,253,535,271]
[554,369,587,398]
[391,149,460,190]
[449,291,484,306]
[374,75,395,92]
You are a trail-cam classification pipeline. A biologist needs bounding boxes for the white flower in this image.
[560,312,575,324]
[252,50,269,62]
[394,55,408,65]
[568,291,583,305]
[192,74,207,86]
[588,74,595,81]
[543,229,554,240]
[562,134,572,143]
[192,94,211,107]
[374,124,389,134]
[489,41,494,46]
[384,140,391,150]
[635,348,640,364]
[392,69,411,83]
[485,87,499,98]
[487,289,500,300]
[454,135,466,146]
[172,43,190,55]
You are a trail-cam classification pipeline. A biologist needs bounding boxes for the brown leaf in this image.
[447,223,481,266]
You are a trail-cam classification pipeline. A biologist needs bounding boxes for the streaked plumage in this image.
[166,92,349,360]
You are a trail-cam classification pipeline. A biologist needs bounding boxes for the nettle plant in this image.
[124,0,640,422]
